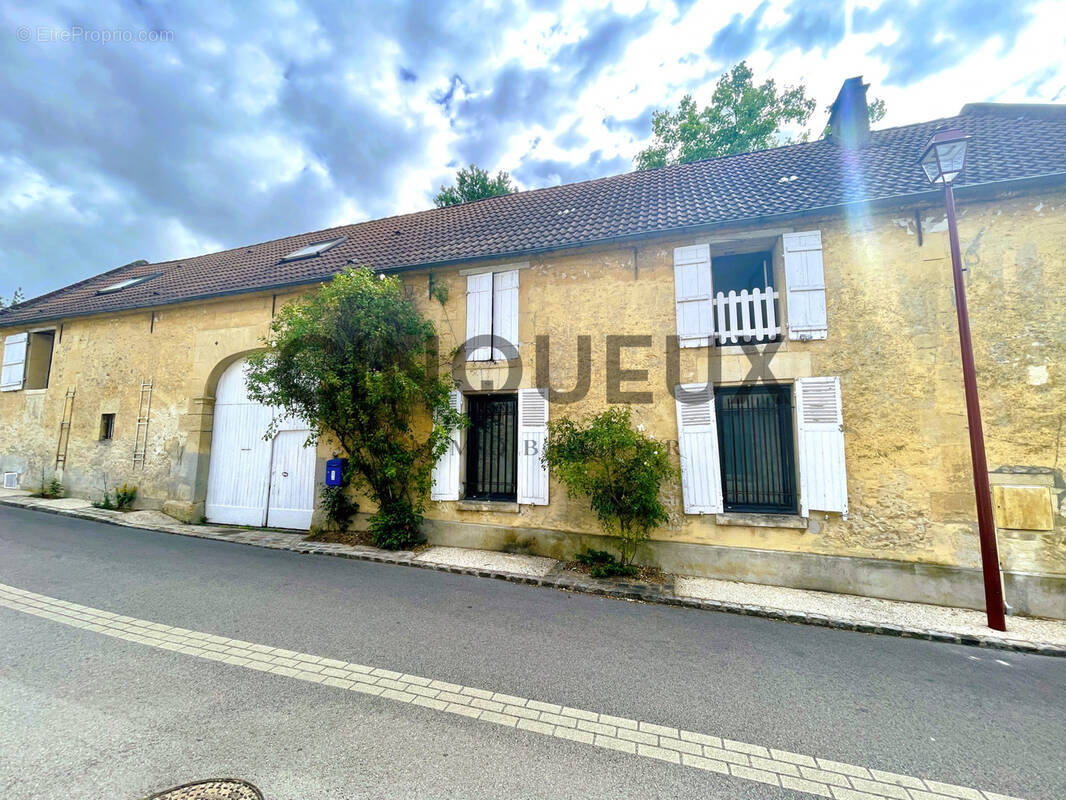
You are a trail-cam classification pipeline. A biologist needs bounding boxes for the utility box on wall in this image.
[992,484,1054,531]
[324,458,347,487]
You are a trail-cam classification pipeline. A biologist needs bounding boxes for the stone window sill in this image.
[457,500,520,513]
[714,340,787,356]
[715,512,807,530]
[677,340,787,355]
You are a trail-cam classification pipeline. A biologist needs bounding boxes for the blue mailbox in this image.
[325,458,347,487]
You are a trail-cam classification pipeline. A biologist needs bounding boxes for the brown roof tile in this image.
[3,102,1065,327]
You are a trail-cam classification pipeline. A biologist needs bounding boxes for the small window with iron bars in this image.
[464,394,518,502]
[715,385,796,513]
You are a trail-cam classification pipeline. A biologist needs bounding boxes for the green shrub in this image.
[245,266,463,553]
[38,475,63,499]
[544,407,674,566]
[92,492,115,510]
[114,483,137,510]
[320,485,359,531]
[369,500,423,550]
[575,548,638,578]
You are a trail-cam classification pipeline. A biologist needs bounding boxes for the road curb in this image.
[3,497,1064,658]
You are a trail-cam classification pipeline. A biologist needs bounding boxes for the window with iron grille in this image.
[465,394,517,501]
[715,385,796,513]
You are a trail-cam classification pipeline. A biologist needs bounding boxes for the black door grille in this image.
[465,394,518,501]
[716,385,796,513]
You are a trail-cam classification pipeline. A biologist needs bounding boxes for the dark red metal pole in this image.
[944,185,1007,631]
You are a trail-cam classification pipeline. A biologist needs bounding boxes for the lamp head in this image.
[920,127,970,185]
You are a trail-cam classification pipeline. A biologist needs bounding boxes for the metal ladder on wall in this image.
[133,378,153,469]
[54,388,76,471]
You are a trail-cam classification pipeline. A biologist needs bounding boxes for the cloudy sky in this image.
[1,0,1062,301]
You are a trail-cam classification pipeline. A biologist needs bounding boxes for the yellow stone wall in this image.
[0,186,1063,577]
[406,188,1066,575]
[0,289,308,518]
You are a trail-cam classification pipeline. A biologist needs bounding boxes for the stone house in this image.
[2,81,1064,617]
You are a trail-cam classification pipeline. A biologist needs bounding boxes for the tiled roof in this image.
[3,102,1065,327]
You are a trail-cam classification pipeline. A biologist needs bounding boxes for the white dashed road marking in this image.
[0,581,1027,800]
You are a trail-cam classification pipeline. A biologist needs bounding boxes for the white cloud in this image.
[0,0,1060,301]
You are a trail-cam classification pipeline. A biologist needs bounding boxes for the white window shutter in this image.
[674,383,723,514]
[430,390,463,501]
[783,231,827,340]
[492,269,519,360]
[673,244,713,347]
[517,388,549,505]
[796,377,847,517]
[466,272,493,361]
[1,332,28,391]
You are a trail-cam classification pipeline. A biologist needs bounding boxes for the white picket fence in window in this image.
[713,286,781,345]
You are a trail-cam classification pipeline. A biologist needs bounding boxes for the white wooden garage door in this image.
[205,359,316,529]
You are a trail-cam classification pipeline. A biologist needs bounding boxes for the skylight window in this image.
[280,235,346,262]
[95,273,161,295]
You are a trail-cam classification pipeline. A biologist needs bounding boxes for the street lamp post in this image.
[920,128,1007,631]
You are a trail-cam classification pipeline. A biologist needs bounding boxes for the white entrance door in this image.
[205,359,316,529]
[267,429,316,529]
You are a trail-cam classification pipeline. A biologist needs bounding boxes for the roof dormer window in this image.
[279,236,346,263]
[96,273,161,295]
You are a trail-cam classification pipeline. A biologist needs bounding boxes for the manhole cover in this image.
[144,779,263,800]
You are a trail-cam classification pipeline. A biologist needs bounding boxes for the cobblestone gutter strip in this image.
[0,582,1031,800]
[3,496,1063,658]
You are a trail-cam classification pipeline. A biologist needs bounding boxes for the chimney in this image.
[828,77,871,148]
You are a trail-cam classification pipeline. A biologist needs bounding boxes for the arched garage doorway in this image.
[205,358,316,529]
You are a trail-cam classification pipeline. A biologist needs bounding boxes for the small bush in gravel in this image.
[369,500,423,550]
[575,549,638,578]
[114,483,137,510]
[36,474,63,499]
[544,407,673,566]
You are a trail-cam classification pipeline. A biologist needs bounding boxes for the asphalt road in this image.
[1,504,1063,800]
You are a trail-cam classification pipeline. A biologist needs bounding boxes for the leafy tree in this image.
[245,266,463,549]
[434,164,516,207]
[0,287,24,309]
[635,61,816,170]
[544,407,674,566]
[868,97,887,125]
[822,96,887,137]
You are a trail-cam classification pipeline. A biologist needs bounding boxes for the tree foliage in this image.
[318,484,359,532]
[434,164,516,207]
[544,407,673,565]
[0,287,25,309]
[822,96,887,137]
[245,266,463,549]
[867,97,887,125]
[635,61,816,170]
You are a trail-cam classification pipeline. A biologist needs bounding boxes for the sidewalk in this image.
[2,489,1064,657]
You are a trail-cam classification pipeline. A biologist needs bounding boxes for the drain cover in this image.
[144,779,263,800]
